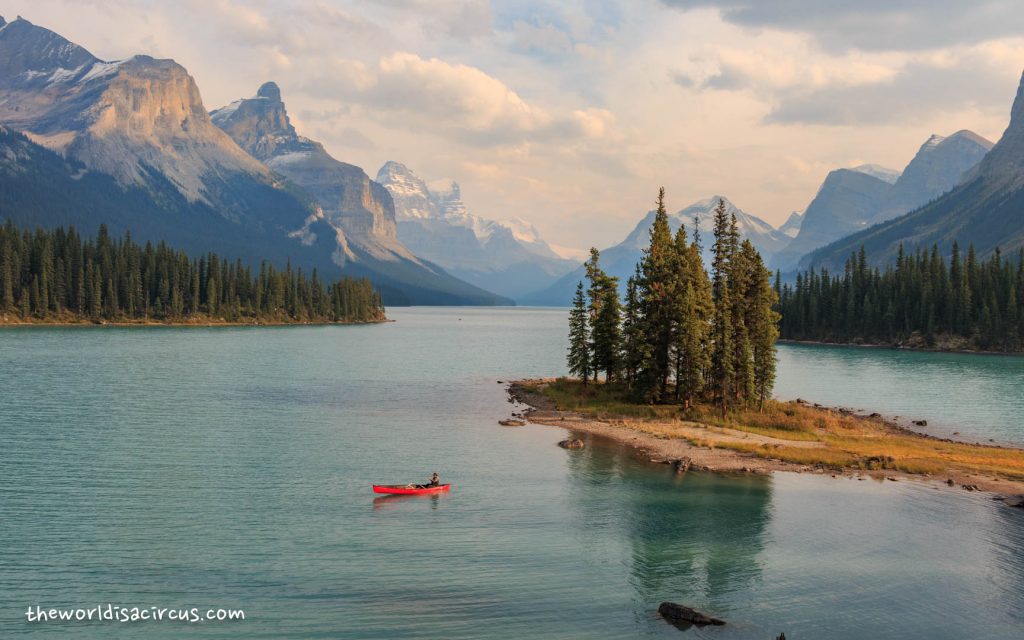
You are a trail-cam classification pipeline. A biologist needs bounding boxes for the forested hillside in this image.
[778,245,1024,352]
[0,223,385,324]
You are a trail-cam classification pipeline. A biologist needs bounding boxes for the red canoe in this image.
[372,483,451,495]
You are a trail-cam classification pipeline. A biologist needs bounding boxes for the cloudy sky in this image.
[4,0,1024,254]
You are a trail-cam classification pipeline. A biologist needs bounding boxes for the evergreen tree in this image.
[621,266,646,390]
[673,225,713,408]
[745,246,779,410]
[636,187,677,400]
[567,281,591,385]
[585,248,622,382]
[709,199,735,415]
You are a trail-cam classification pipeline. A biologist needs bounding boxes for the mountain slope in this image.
[779,211,803,238]
[0,17,339,265]
[870,130,993,224]
[211,82,509,305]
[770,169,893,272]
[804,71,1024,270]
[376,161,575,300]
[0,125,340,268]
[524,196,789,306]
[0,17,506,305]
[774,131,992,272]
[0,17,284,216]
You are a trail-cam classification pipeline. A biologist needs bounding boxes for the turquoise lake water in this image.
[1,307,1022,638]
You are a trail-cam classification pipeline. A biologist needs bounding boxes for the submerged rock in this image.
[558,438,585,449]
[658,602,725,626]
[1002,495,1024,508]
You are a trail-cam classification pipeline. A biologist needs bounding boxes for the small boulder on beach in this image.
[658,602,725,626]
[913,419,928,426]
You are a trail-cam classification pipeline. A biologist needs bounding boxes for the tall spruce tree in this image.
[709,199,735,415]
[636,187,678,400]
[742,242,778,410]
[585,248,622,382]
[673,225,713,408]
[621,266,646,390]
[567,281,591,385]
[730,238,756,406]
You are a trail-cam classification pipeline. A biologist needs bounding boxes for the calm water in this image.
[0,307,1022,639]
[776,342,1024,445]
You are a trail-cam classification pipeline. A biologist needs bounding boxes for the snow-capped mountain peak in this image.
[851,164,901,184]
[376,161,575,299]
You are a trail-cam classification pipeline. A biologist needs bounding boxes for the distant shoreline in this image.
[777,338,1024,357]
[507,379,1024,500]
[0,316,391,328]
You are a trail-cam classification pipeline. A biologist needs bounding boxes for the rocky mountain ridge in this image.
[376,160,574,300]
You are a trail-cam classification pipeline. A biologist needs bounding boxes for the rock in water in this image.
[1003,495,1024,508]
[657,602,725,626]
[498,419,526,427]
[558,438,584,449]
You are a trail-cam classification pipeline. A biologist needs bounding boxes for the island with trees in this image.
[0,222,386,325]
[511,192,1024,498]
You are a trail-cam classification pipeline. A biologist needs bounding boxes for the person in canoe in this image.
[417,472,440,489]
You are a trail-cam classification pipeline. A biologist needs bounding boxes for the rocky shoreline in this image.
[506,379,1024,503]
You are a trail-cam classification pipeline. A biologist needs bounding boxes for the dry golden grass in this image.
[532,378,1024,481]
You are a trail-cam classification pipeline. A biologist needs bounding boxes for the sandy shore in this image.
[507,379,1024,499]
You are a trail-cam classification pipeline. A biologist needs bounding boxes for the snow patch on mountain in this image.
[852,164,901,184]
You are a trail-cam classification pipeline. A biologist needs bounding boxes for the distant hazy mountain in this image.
[376,161,575,300]
[805,70,1024,270]
[211,83,508,305]
[772,130,993,272]
[779,211,803,238]
[870,130,993,224]
[524,196,790,306]
[770,169,894,271]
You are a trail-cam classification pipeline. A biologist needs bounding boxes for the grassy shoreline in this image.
[511,378,1024,496]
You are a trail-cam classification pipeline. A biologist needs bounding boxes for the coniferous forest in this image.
[0,222,385,324]
[778,244,1024,352]
[568,192,779,414]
